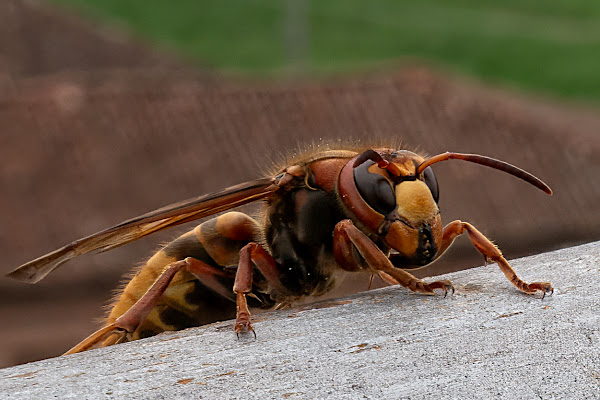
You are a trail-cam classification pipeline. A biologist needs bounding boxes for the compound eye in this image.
[423,166,439,203]
[353,160,396,215]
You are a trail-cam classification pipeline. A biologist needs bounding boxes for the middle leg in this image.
[233,242,289,335]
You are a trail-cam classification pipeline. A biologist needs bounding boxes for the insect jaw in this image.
[382,216,442,265]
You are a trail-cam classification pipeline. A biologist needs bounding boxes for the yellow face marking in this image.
[395,180,438,225]
[393,160,417,177]
[366,164,390,180]
[367,160,417,179]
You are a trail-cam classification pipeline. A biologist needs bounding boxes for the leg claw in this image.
[234,321,256,339]
[422,279,454,297]
[527,282,553,300]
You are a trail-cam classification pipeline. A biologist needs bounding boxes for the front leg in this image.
[334,219,453,295]
[437,220,553,297]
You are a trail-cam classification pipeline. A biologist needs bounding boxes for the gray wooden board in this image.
[2,241,599,399]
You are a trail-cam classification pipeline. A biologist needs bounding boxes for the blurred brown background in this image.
[1,1,599,368]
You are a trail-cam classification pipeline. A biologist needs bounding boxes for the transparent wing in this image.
[8,178,278,284]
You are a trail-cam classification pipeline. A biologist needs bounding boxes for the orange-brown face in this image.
[338,149,442,266]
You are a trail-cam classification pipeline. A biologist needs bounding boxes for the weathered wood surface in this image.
[2,241,599,399]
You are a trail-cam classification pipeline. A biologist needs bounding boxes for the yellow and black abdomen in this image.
[105,211,262,342]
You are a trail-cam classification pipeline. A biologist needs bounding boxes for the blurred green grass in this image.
[51,0,600,101]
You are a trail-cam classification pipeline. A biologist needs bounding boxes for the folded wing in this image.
[8,178,278,284]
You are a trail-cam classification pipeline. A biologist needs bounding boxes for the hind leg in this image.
[65,257,237,354]
[70,240,289,352]
[66,212,262,354]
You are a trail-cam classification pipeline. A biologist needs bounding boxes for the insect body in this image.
[7,146,553,354]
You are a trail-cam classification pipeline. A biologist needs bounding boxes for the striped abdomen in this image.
[104,212,262,343]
